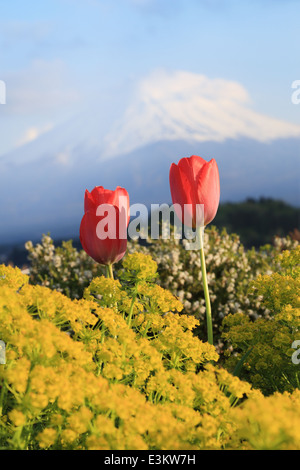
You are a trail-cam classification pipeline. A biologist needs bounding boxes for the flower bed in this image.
[0,237,299,450]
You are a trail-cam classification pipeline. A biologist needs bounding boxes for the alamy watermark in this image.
[0,80,6,104]
[0,340,5,364]
[292,340,300,365]
[291,80,300,104]
[95,200,205,250]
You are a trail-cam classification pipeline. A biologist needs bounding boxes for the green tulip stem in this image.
[197,226,213,345]
[106,264,114,280]
[109,264,114,280]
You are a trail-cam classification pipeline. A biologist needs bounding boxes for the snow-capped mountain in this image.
[0,70,299,244]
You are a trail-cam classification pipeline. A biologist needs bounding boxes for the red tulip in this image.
[80,186,130,265]
[169,155,220,228]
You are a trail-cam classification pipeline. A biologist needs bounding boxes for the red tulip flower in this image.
[80,186,130,266]
[169,155,220,228]
[169,155,220,346]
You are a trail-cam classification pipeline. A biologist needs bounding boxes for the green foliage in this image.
[1,235,300,450]
[25,229,298,345]
[214,197,300,248]
[221,246,300,395]
[0,255,247,451]
[128,226,298,343]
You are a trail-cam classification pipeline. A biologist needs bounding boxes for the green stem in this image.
[197,226,213,345]
[128,283,139,328]
[106,264,114,279]
[108,264,114,279]
[128,293,137,328]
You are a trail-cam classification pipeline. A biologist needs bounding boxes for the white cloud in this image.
[102,69,300,159]
[16,123,54,147]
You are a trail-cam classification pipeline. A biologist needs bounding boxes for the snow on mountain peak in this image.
[101,69,300,159]
[2,69,300,168]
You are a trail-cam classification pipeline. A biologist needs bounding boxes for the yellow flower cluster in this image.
[0,258,230,450]
[137,282,183,313]
[0,264,28,290]
[1,249,299,450]
[222,246,300,395]
[231,389,300,450]
[122,252,158,281]
[251,246,300,312]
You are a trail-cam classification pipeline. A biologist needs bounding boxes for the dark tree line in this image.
[213,197,300,248]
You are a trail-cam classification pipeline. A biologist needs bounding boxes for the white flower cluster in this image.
[25,234,104,299]
[25,228,298,342]
[128,227,298,341]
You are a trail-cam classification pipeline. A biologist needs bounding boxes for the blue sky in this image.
[0,0,299,156]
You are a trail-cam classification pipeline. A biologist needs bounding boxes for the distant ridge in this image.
[0,136,299,244]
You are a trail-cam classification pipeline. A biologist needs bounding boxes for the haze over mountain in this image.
[1,70,299,245]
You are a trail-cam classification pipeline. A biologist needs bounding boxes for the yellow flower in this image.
[123,253,158,280]
[8,410,26,427]
[37,428,57,448]
[60,428,78,445]
[67,407,93,434]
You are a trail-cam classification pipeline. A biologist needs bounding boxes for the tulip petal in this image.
[114,186,131,226]
[187,155,207,180]
[79,207,127,265]
[84,189,97,213]
[170,160,199,227]
[85,186,130,226]
[196,158,220,225]
[90,186,112,208]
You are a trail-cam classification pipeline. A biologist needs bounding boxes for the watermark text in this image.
[0,80,6,104]
[0,340,6,364]
[291,80,300,104]
[292,340,300,365]
[95,201,205,250]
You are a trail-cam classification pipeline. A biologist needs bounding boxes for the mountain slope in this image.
[0,135,299,244]
[1,70,299,244]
